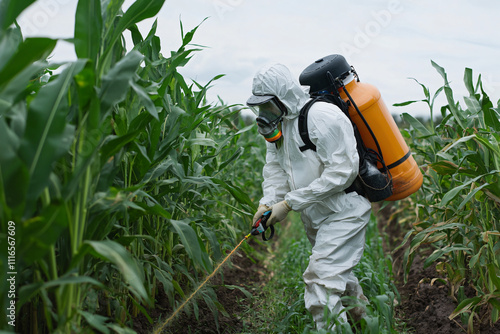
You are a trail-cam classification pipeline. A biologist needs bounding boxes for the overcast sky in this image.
[18,0,500,118]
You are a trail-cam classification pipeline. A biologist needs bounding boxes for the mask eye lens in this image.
[248,98,284,122]
[257,100,284,122]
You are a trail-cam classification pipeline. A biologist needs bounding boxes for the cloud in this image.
[17,0,500,117]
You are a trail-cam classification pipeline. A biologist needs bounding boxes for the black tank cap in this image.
[299,54,351,94]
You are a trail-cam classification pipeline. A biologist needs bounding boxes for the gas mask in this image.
[246,95,287,143]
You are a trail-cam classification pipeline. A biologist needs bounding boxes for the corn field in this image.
[395,61,500,332]
[0,0,263,333]
[1,0,500,333]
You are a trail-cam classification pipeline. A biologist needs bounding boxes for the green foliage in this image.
[395,61,500,332]
[351,214,401,334]
[0,0,264,332]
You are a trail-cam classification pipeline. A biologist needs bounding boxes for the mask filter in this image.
[256,117,282,142]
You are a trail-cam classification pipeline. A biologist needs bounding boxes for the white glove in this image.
[253,204,270,225]
[268,200,292,225]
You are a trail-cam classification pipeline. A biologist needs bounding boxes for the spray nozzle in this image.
[250,210,274,241]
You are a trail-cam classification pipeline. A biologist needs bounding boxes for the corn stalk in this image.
[0,0,262,332]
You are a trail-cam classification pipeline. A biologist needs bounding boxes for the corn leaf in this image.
[401,113,432,137]
[0,117,28,210]
[78,311,110,334]
[432,60,466,130]
[393,100,424,107]
[20,60,86,213]
[0,0,36,31]
[0,37,56,89]
[100,0,125,31]
[154,268,174,304]
[488,264,500,291]
[457,183,489,210]
[429,161,458,175]
[86,240,149,303]
[463,68,475,96]
[117,0,165,33]
[201,288,221,330]
[198,222,222,262]
[450,296,482,320]
[490,298,500,324]
[224,285,253,299]
[187,137,217,147]
[0,26,22,75]
[18,275,104,309]
[469,245,487,269]
[214,179,255,209]
[99,50,143,113]
[463,96,481,114]
[172,279,185,299]
[424,245,471,268]
[74,0,102,63]
[19,204,69,264]
[219,147,243,172]
[130,80,159,120]
[479,84,500,132]
[170,219,206,271]
[102,0,165,65]
[439,174,483,207]
[474,135,500,158]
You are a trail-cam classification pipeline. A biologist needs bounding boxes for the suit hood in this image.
[251,63,310,119]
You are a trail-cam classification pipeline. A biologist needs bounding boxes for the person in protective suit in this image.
[247,63,371,330]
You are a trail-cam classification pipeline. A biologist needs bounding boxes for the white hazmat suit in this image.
[252,63,372,329]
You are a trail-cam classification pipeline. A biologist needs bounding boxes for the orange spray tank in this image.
[299,55,423,201]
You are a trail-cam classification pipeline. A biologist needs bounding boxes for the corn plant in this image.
[0,0,262,332]
[0,0,168,331]
[395,61,500,332]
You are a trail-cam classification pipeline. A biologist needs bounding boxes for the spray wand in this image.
[154,210,274,333]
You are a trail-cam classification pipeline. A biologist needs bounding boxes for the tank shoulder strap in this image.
[298,94,348,152]
[298,97,320,152]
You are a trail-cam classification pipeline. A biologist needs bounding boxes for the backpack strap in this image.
[298,97,319,152]
[298,94,348,152]
[299,93,379,169]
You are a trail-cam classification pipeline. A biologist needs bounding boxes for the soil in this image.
[378,204,500,334]
[132,204,500,334]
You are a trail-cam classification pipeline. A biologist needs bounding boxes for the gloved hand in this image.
[268,200,292,225]
[253,204,270,225]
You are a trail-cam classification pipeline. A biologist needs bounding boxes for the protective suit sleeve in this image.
[260,142,291,207]
[284,102,359,211]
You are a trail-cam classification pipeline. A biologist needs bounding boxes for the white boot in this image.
[347,294,368,322]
